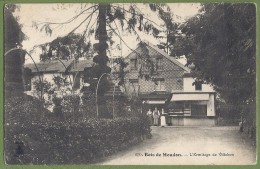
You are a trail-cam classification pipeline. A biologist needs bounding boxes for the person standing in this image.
[160,108,167,127]
[147,108,153,126]
[153,107,160,126]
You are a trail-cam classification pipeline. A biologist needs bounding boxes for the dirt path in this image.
[96,126,256,165]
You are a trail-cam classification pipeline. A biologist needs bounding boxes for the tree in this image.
[174,3,256,106]
[39,33,91,61]
[31,3,177,118]
[171,3,256,131]
[4,4,26,97]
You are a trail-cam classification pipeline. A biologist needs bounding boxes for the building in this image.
[124,42,216,126]
[24,42,216,126]
[24,58,123,98]
[24,59,94,95]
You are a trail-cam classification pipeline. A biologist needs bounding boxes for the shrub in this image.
[62,95,81,120]
[5,115,151,164]
[5,93,151,164]
[106,100,125,118]
[79,92,97,118]
[5,94,51,164]
[52,96,63,119]
[5,94,50,123]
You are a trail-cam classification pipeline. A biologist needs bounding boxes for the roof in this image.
[172,91,215,94]
[146,42,190,72]
[125,41,190,73]
[24,59,93,73]
[183,72,194,78]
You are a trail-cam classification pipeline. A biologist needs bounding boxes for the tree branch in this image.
[67,8,98,35]
[106,23,147,65]
[111,4,165,30]
[36,5,98,26]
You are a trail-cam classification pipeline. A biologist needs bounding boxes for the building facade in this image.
[24,42,216,126]
[124,42,216,126]
[24,59,93,96]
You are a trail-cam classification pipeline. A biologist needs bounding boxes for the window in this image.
[193,80,202,91]
[195,83,202,90]
[155,58,162,70]
[154,78,165,91]
[129,79,139,83]
[169,101,184,113]
[191,104,207,116]
[130,59,137,70]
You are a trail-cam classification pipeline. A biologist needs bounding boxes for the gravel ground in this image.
[97,126,256,165]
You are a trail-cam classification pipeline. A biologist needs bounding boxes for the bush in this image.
[5,93,151,164]
[79,92,97,118]
[5,94,50,124]
[106,100,126,117]
[62,95,81,120]
[5,116,151,164]
[4,94,51,164]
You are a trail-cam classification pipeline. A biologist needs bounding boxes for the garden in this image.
[5,93,151,164]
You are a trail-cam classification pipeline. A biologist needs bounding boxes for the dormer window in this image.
[130,59,137,70]
[193,80,203,91]
[195,83,202,90]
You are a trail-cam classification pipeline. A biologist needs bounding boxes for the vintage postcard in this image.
[2,1,258,167]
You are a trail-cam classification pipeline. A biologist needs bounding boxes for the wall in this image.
[125,46,187,95]
[207,94,215,116]
[183,117,216,126]
[169,116,216,126]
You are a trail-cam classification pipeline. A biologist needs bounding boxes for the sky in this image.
[13,3,201,64]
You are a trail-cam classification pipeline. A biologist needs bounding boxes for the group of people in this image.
[147,107,165,126]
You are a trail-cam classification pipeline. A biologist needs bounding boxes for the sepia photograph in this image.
[3,2,257,165]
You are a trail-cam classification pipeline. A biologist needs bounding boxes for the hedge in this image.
[5,116,151,164]
[5,96,150,164]
[5,94,151,164]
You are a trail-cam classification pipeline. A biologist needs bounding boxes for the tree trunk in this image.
[4,7,25,98]
[5,50,25,98]
[98,4,108,59]
[95,4,112,118]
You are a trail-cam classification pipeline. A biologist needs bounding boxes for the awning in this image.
[143,100,166,104]
[140,91,172,100]
[171,93,209,101]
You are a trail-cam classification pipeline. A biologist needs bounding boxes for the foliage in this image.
[126,96,143,116]
[52,96,63,118]
[4,4,25,50]
[5,94,50,124]
[32,79,54,108]
[4,4,27,96]
[111,57,129,86]
[32,75,73,109]
[5,116,151,164]
[39,33,92,61]
[5,92,151,164]
[175,3,256,105]
[53,75,71,89]
[34,4,175,81]
[80,91,97,118]
[83,65,111,96]
[61,95,81,119]
[32,79,53,94]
